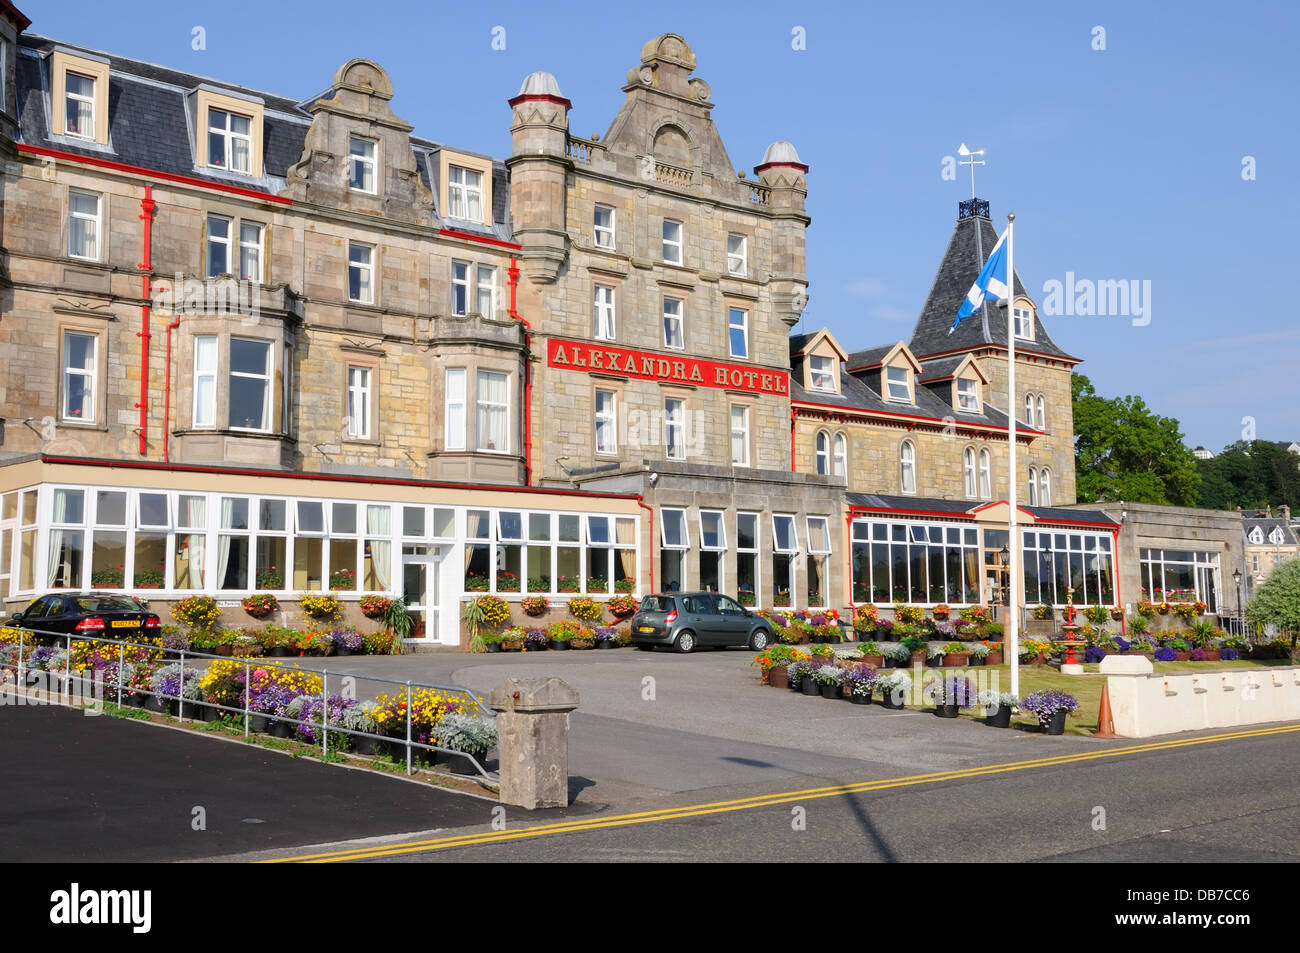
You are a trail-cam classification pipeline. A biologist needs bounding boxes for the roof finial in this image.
[957,143,985,200]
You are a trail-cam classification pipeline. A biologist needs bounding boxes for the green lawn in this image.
[919,659,1293,737]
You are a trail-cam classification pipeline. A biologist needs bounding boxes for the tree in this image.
[1246,558,1300,655]
[1196,441,1300,511]
[1071,373,1201,505]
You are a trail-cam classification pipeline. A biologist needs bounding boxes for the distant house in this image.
[1192,446,1214,460]
[1243,506,1300,594]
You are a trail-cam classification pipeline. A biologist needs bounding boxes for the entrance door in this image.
[401,545,441,641]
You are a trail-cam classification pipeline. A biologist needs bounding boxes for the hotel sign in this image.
[545,338,789,396]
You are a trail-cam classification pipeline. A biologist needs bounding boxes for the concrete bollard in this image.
[488,676,580,810]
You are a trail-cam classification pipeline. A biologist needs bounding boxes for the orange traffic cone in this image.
[1096,682,1116,737]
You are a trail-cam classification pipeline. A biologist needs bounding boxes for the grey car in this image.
[630,592,774,654]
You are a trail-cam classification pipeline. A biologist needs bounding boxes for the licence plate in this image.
[639,626,655,633]
[111,620,140,628]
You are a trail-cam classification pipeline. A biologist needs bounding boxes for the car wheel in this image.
[674,630,696,654]
[749,628,770,651]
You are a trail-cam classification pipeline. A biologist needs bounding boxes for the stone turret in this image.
[507,71,571,284]
[755,141,810,326]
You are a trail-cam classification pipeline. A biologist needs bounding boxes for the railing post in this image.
[243,658,251,738]
[405,680,413,776]
[16,631,23,693]
[63,636,71,707]
[321,669,329,761]
[178,646,186,721]
[116,641,124,707]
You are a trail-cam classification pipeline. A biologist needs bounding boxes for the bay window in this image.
[445,368,466,449]
[228,337,272,431]
[476,370,509,452]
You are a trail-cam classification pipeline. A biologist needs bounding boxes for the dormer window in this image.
[1013,306,1034,340]
[885,366,910,402]
[52,52,111,145]
[809,355,836,393]
[956,378,979,412]
[1249,528,1263,545]
[1270,528,1285,545]
[208,108,253,174]
[448,166,483,221]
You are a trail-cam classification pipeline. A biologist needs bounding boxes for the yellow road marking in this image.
[266,723,1300,863]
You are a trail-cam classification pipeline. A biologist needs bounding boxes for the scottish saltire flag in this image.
[950,227,1010,332]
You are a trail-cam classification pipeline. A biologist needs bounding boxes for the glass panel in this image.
[772,554,793,607]
[557,547,581,591]
[330,539,357,592]
[661,510,686,548]
[297,501,324,534]
[332,502,357,535]
[699,551,721,593]
[258,499,285,532]
[737,513,757,551]
[586,549,610,593]
[661,550,684,593]
[528,513,551,542]
[806,555,826,607]
[737,552,757,605]
[700,512,723,550]
[256,536,286,589]
[54,488,85,524]
[433,508,455,538]
[588,516,611,545]
[526,546,551,593]
[95,490,127,526]
[294,536,324,591]
[404,506,426,538]
[615,518,636,546]
[90,530,127,588]
[498,545,522,592]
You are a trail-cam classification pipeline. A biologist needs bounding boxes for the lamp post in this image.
[1233,567,1243,635]
[999,544,1010,610]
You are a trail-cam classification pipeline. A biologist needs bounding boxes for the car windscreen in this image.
[639,596,675,613]
[74,597,146,612]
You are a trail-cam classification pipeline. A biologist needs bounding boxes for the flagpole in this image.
[1005,212,1020,701]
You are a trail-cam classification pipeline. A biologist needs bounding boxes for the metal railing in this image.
[0,627,498,783]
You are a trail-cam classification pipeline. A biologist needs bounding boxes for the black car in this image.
[630,592,774,653]
[7,593,162,642]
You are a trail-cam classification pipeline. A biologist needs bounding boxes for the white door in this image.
[401,545,441,641]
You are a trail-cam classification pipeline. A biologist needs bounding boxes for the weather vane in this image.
[957,143,985,199]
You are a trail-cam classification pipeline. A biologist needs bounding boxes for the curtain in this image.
[477,371,508,451]
[464,509,486,572]
[217,497,233,590]
[367,505,390,591]
[47,490,67,587]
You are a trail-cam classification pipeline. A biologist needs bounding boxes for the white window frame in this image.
[1039,468,1052,506]
[594,204,615,249]
[451,261,470,316]
[833,433,847,477]
[445,368,466,450]
[238,221,264,283]
[810,355,836,393]
[595,388,617,455]
[67,189,102,261]
[727,233,747,276]
[815,430,830,475]
[448,165,484,222]
[476,265,497,317]
[1036,395,1046,431]
[730,404,750,467]
[964,447,977,498]
[772,514,798,554]
[228,337,272,432]
[207,107,253,175]
[806,516,832,555]
[349,137,377,194]
[1025,393,1036,427]
[956,377,979,412]
[348,242,374,304]
[1028,466,1038,505]
[193,335,218,428]
[885,366,910,403]
[900,440,916,494]
[476,369,510,454]
[206,215,232,277]
[346,366,372,440]
[728,307,749,359]
[64,71,96,141]
[663,297,684,350]
[1013,306,1034,340]
[662,219,682,265]
[664,397,685,461]
[594,284,616,341]
[699,510,726,551]
[660,507,689,549]
[61,331,98,423]
[978,448,992,499]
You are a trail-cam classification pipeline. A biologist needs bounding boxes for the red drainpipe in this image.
[135,186,156,455]
[636,497,655,594]
[507,256,532,485]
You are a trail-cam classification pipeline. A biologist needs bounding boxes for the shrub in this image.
[434,713,499,756]
[171,596,220,630]
[362,630,396,655]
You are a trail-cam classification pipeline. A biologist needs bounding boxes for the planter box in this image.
[860,654,883,668]
[768,666,789,689]
[985,652,1004,665]
[941,653,970,668]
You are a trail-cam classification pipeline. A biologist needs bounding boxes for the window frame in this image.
[595,388,617,456]
[664,396,686,461]
[594,284,616,341]
[663,297,684,350]
[1039,468,1052,506]
[833,433,847,477]
[726,233,748,277]
[448,165,485,222]
[956,377,979,412]
[227,336,273,433]
[475,368,511,454]
[192,335,218,429]
[238,220,264,283]
[444,368,466,450]
[660,507,690,549]
[815,430,830,476]
[593,204,615,249]
[730,404,750,467]
[346,366,372,440]
[349,136,377,194]
[348,241,375,304]
[475,265,497,317]
[1028,466,1038,506]
[61,330,98,424]
[207,106,254,176]
[63,70,97,141]
[1013,306,1034,340]
[772,514,799,554]
[662,219,683,265]
[885,365,911,403]
[809,355,836,393]
[1036,395,1046,431]
[963,447,977,498]
[67,188,102,261]
[206,214,232,278]
[728,307,749,359]
[978,448,992,500]
[900,439,917,494]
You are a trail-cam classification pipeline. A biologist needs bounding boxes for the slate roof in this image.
[15,34,514,240]
[844,344,895,370]
[1243,517,1299,546]
[916,356,966,382]
[792,368,1035,433]
[908,203,1078,363]
[844,493,1115,527]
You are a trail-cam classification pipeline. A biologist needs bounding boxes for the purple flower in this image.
[811,614,828,627]
[1189,648,1207,661]
[594,627,616,642]
[934,622,956,639]
[1084,646,1107,663]
[1020,689,1079,727]
[1220,648,1239,661]
[1153,647,1177,662]
[332,628,363,650]
[1114,636,1131,653]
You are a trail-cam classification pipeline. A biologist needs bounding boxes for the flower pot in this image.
[1174,652,1190,662]
[549,640,570,651]
[571,639,595,650]
[935,702,960,718]
[351,735,381,756]
[336,646,353,657]
[942,653,970,668]
[985,652,1004,665]
[909,650,927,666]
[270,646,290,658]
[597,640,616,650]
[819,681,841,700]
[196,703,221,722]
[501,641,524,652]
[1203,649,1220,661]
[124,692,146,709]
[215,645,233,657]
[768,666,789,689]
[800,679,821,696]
[1045,709,1068,735]
[787,677,801,692]
[485,643,501,653]
[269,719,293,739]
[439,750,485,776]
[860,655,883,668]
[145,694,165,713]
[850,692,871,705]
[987,704,1012,728]
[881,694,904,710]
[249,714,269,733]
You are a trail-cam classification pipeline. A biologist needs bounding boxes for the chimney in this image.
[1281,504,1292,523]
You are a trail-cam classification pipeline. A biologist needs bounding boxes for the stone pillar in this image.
[488,676,580,809]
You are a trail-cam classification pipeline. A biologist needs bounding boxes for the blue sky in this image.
[30,0,1300,450]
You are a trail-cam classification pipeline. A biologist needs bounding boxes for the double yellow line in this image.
[266,723,1300,862]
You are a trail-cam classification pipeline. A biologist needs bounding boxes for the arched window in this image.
[833,432,847,477]
[815,430,829,475]
[978,448,992,499]
[1025,393,1035,427]
[963,447,977,498]
[1040,468,1052,506]
[900,440,916,494]
[1028,466,1038,505]
[1036,395,1046,431]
